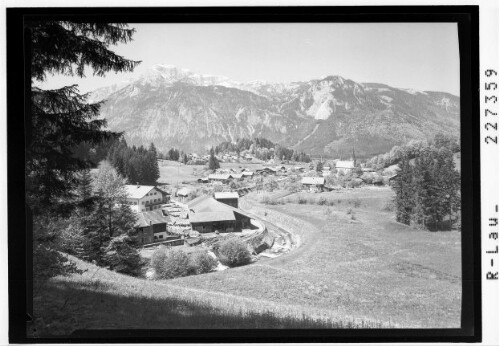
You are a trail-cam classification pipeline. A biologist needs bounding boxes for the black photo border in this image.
[7,5,481,343]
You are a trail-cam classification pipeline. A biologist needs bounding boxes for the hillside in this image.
[90,64,460,158]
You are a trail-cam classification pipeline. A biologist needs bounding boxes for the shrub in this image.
[346,178,363,188]
[189,251,218,275]
[217,238,252,267]
[151,247,190,279]
[317,196,327,205]
[326,199,335,206]
[353,199,362,208]
[297,195,307,204]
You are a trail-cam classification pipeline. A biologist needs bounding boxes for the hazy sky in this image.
[40,23,460,95]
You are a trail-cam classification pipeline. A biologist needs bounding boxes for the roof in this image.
[208,174,233,180]
[241,171,254,176]
[301,177,325,185]
[256,167,277,172]
[135,209,170,228]
[125,185,156,199]
[177,187,192,196]
[336,161,355,169]
[189,211,236,223]
[187,195,233,213]
[214,192,239,199]
[231,173,244,179]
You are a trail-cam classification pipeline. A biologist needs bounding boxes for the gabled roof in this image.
[208,174,233,180]
[177,187,192,196]
[187,195,233,213]
[214,192,239,199]
[135,209,170,228]
[241,171,254,176]
[336,161,355,169]
[301,177,325,185]
[189,211,236,223]
[125,185,156,199]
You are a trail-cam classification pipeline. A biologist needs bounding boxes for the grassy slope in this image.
[171,187,461,328]
[33,255,371,336]
[33,187,461,334]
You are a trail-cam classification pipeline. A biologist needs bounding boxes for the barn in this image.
[187,195,252,233]
[208,173,233,184]
[301,176,326,193]
[214,191,239,208]
[134,209,182,245]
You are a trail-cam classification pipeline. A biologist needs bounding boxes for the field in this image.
[170,187,462,328]
[33,186,461,334]
[157,159,308,185]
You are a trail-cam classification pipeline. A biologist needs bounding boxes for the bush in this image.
[317,196,327,205]
[353,199,362,208]
[297,195,307,204]
[189,251,218,275]
[217,238,252,267]
[151,247,190,279]
[346,178,363,188]
[326,199,335,206]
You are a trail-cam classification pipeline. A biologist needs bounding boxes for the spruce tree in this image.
[27,21,140,284]
[394,158,414,225]
[208,147,220,171]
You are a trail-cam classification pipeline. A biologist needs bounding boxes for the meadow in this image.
[33,186,461,334]
[172,187,462,328]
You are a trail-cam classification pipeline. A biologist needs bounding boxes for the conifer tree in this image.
[28,21,140,284]
[394,158,415,225]
[208,147,220,171]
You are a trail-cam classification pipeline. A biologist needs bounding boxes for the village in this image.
[124,151,400,267]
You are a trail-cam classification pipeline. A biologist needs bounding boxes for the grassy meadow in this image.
[33,186,461,335]
[172,187,461,328]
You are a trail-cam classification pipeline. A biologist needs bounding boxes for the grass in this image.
[175,187,462,329]
[32,256,383,336]
[33,186,461,334]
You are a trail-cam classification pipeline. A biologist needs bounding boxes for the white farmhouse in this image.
[124,185,170,212]
[335,160,355,175]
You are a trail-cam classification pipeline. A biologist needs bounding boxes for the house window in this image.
[159,235,163,239]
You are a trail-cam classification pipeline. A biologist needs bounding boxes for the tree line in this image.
[366,133,460,171]
[107,139,160,185]
[393,142,461,231]
[26,22,141,291]
[215,137,311,163]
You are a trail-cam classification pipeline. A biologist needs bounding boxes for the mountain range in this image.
[89,64,460,158]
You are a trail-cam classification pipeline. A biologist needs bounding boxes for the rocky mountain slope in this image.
[91,64,460,158]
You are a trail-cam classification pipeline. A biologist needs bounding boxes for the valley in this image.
[34,186,461,332]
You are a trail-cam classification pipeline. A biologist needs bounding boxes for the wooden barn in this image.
[214,191,239,208]
[134,209,183,245]
[301,176,326,193]
[208,173,234,184]
[187,195,252,233]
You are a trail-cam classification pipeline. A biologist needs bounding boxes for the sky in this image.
[40,23,460,95]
